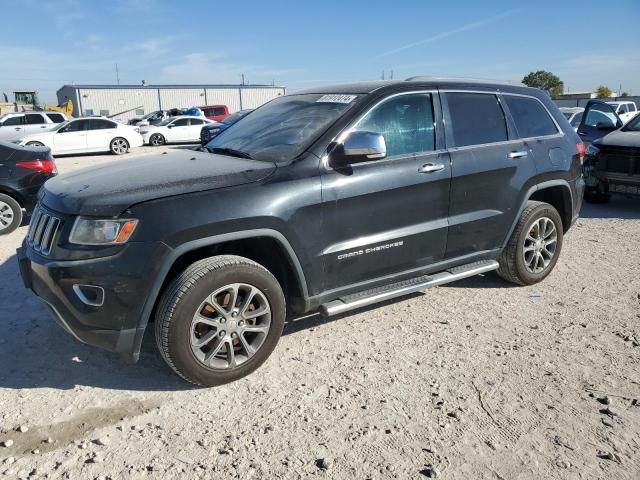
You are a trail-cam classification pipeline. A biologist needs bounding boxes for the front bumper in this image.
[17,240,171,359]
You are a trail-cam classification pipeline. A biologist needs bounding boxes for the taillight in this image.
[15,159,57,175]
[577,142,585,165]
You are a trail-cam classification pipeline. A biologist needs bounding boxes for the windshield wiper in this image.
[207,147,253,159]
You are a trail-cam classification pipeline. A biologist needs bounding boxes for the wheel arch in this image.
[501,180,574,248]
[129,229,309,361]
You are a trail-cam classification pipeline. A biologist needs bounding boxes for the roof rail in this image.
[404,75,524,86]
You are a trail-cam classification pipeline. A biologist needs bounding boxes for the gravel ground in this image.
[1,149,639,479]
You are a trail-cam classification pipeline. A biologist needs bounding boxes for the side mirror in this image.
[596,121,616,131]
[167,124,174,129]
[329,131,386,168]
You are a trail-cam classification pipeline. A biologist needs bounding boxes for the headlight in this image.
[69,218,139,245]
[586,144,600,156]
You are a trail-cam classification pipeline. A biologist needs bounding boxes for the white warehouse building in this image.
[56,83,286,122]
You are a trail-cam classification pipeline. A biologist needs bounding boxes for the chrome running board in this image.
[320,260,499,316]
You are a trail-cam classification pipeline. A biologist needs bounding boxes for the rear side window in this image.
[3,116,24,126]
[88,119,116,130]
[190,119,205,125]
[445,93,507,147]
[26,114,46,125]
[213,107,226,116]
[504,95,558,138]
[173,119,189,126]
[46,113,65,123]
[354,93,435,157]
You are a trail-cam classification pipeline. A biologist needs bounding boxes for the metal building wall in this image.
[205,88,242,112]
[158,89,206,111]
[239,87,285,109]
[78,88,160,121]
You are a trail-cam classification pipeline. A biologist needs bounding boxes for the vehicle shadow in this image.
[580,195,640,220]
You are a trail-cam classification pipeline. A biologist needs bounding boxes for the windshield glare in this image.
[205,94,358,162]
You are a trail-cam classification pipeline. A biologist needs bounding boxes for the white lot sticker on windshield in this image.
[316,94,357,104]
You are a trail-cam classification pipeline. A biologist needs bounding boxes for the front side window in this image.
[205,93,359,162]
[26,114,45,125]
[353,93,435,157]
[61,120,87,133]
[504,95,558,138]
[3,116,24,126]
[622,114,640,132]
[629,103,637,112]
[445,92,507,147]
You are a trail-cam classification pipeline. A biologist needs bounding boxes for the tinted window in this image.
[61,120,88,132]
[173,119,189,126]
[3,116,24,126]
[504,95,558,138]
[46,113,65,123]
[629,103,637,112]
[446,93,507,147]
[26,114,46,125]
[584,104,618,128]
[213,107,226,116]
[190,119,205,126]
[88,119,116,130]
[354,93,435,157]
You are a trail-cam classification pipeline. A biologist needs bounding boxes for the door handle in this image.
[508,150,528,159]
[14,127,21,131]
[40,125,47,128]
[419,163,445,173]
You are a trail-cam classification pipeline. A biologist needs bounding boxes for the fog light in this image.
[73,284,105,307]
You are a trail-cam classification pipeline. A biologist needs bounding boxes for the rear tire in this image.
[149,134,165,146]
[110,137,129,155]
[497,201,564,286]
[0,194,23,235]
[155,255,286,387]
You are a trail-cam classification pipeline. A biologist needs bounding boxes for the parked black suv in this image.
[17,78,585,386]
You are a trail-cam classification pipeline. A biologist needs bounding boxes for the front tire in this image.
[110,137,129,155]
[155,255,286,387]
[0,194,23,235]
[497,201,564,286]
[149,133,165,146]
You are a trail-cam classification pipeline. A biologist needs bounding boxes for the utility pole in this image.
[381,70,385,80]
[390,70,394,80]
[241,73,245,85]
[115,64,120,85]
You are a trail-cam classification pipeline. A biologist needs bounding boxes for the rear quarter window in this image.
[503,95,558,138]
[445,92,507,147]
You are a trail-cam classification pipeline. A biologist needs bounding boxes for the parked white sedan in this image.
[17,118,143,155]
[140,116,215,146]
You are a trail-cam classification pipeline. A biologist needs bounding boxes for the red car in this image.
[199,105,229,122]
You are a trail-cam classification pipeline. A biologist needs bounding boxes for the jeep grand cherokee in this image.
[18,77,585,386]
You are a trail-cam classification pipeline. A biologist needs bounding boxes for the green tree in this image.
[595,85,613,98]
[522,71,564,98]
[620,92,629,98]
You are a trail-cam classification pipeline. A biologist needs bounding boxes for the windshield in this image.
[622,114,640,132]
[205,94,359,162]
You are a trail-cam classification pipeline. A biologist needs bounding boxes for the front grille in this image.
[599,146,640,175]
[27,206,61,256]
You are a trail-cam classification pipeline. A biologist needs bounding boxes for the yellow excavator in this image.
[41,99,74,117]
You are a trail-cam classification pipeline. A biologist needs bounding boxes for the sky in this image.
[1,0,639,103]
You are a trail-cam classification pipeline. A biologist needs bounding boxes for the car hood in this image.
[596,130,640,148]
[40,149,277,216]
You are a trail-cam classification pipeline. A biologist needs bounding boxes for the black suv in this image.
[17,78,585,386]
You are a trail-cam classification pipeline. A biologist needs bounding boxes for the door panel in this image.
[0,116,25,141]
[442,91,536,258]
[320,92,450,291]
[53,120,88,153]
[23,114,49,136]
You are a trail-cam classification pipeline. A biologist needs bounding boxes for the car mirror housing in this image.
[329,131,387,168]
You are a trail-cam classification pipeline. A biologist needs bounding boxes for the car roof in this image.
[559,107,584,112]
[170,115,208,120]
[295,77,537,97]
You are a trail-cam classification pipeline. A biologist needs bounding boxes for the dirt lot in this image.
[1,148,639,479]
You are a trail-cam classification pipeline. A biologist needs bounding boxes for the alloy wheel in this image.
[150,134,164,146]
[190,283,271,370]
[523,216,557,274]
[111,138,128,154]
[0,201,14,231]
